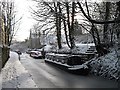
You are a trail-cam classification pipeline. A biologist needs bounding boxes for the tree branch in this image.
[77,2,120,24]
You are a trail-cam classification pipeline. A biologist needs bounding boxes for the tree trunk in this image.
[66,2,75,49]
[62,16,71,48]
[66,2,72,48]
[103,2,110,44]
[70,2,76,49]
[58,2,62,49]
[54,2,62,49]
[2,46,10,68]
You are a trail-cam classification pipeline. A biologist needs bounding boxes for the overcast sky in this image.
[13,0,105,41]
[14,0,36,41]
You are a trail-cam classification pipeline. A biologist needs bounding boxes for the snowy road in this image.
[20,53,118,88]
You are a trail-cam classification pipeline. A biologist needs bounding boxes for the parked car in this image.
[30,51,43,59]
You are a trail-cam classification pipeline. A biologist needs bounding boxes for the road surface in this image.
[20,53,118,88]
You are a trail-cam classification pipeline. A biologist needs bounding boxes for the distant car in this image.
[30,51,43,59]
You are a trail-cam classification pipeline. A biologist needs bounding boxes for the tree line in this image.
[31,1,120,57]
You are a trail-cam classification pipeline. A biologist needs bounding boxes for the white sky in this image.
[14,0,37,41]
[13,0,104,41]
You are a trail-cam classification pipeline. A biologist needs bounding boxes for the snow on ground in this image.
[44,45,53,52]
[86,50,120,80]
[1,52,38,88]
[56,43,95,54]
[44,43,95,53]
[73,43,95,53]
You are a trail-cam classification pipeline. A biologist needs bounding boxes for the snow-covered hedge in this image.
[87,50,120,80]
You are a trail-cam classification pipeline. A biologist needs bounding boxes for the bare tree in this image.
[77,1,120,56]
[103,2,110,44]
[65,2,76,49]
[54,2,62,49]
[0,0,21,67]
[1,0,14,67]
[31,1,78,50]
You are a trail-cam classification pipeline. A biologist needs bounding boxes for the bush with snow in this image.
[87,50,120,80]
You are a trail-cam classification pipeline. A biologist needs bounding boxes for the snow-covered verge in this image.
[87,50,120,81]
[1,52,38,88]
